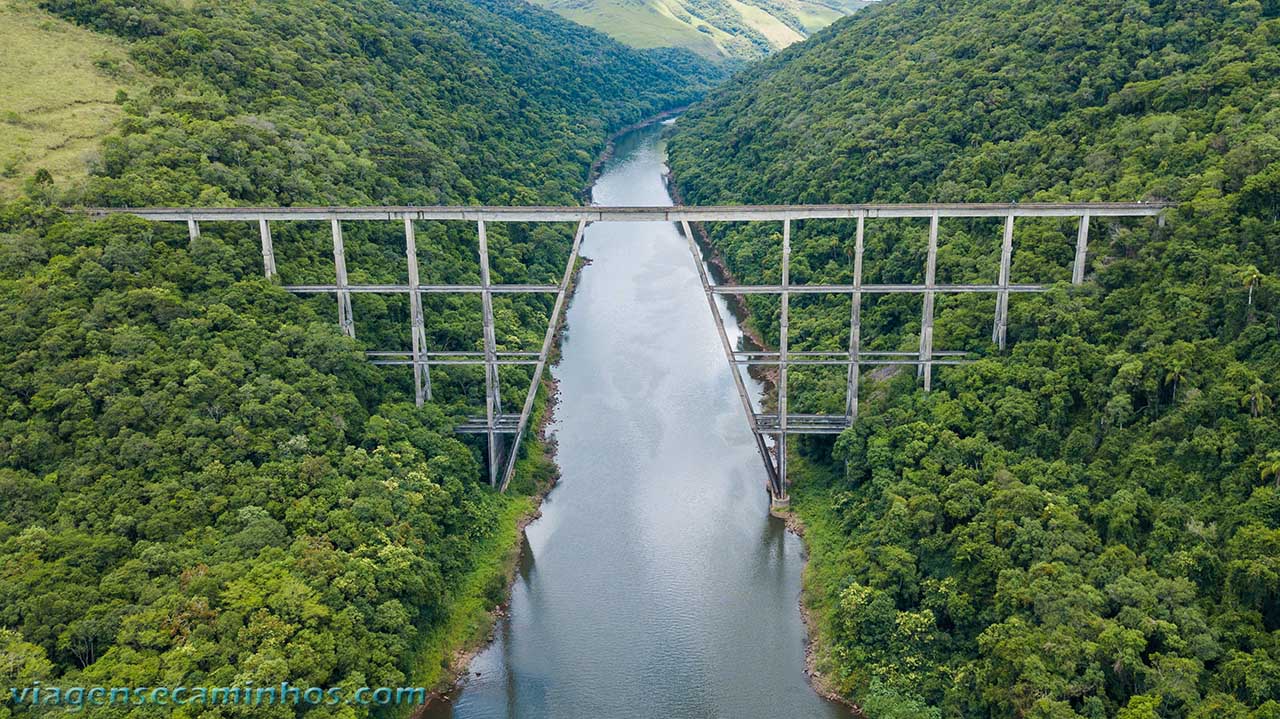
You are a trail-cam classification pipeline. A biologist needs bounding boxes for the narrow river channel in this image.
[423,122,851,719]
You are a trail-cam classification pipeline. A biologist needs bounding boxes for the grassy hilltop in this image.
[529,0,871,61]
[0,0,146,194]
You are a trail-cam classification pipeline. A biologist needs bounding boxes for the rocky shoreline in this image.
[778,508,867,717]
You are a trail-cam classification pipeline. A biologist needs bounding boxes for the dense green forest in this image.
[0,0,715,715]
[670,0,1280,717]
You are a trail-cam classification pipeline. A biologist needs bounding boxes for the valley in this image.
[1,0,1278,718]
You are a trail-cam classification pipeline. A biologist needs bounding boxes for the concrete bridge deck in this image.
[87,202,1167,222]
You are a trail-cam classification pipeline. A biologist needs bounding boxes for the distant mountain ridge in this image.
[529,0,872,61]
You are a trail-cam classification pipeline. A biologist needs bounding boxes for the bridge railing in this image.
[85,203,1171,500]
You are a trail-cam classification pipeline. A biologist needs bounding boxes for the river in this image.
[422,122,851,719]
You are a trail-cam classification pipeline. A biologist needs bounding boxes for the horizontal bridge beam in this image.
[455,415,523,434]
[83,202,1170,223]
[713,283,1047,295]
[366,350,541,358]
[734,358,974,366]
[736,350,971,358]
[756,414,853,434]
[369,359,539,366]
[283,284,557,294]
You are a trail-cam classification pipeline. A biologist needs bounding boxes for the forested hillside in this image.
[670,1,1280,716]
[0,0,713,714]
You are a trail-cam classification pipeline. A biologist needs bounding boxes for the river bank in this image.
[404,249,594,715]
[663,162,780,395]
[784,462,868,717]
[583,105,690,199]
[399,386,559,716]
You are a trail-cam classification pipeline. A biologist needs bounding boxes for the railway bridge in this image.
[89,203,1170,507]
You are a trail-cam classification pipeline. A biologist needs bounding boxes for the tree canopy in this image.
[669,0,1280,716]
[0,0,714,715]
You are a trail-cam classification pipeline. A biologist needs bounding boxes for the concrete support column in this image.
[404,216,431,406]
[846,213,864,420]
[477,220,503,486]
[776,219,791,501]
[918,212,938,390]
[680,219,780,495]
[331,218,354,338]
[496,220,588,491]
[993,214,1014,350]
[259,219,277,279]
[1072,213,1090,285]
[187,218,200,243]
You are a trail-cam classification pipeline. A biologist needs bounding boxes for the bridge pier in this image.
[259,219,278,278]
[681,219,783,498]
[477,220,504,486]
[331,218,355,338]
[495,219,587,491]
[993,214,1014,349]
[1072,213,1090,285]
[776,218,791,502]
[403,217,431,405]
[770,491,790,512]
[846,214,864,419]
[917,212,939,391]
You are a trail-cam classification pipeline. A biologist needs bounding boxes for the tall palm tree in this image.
[1240,266,1263,323]
[1245,268,1262,303]
[1242,378,1272,418]
[1165,358,1190,404]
